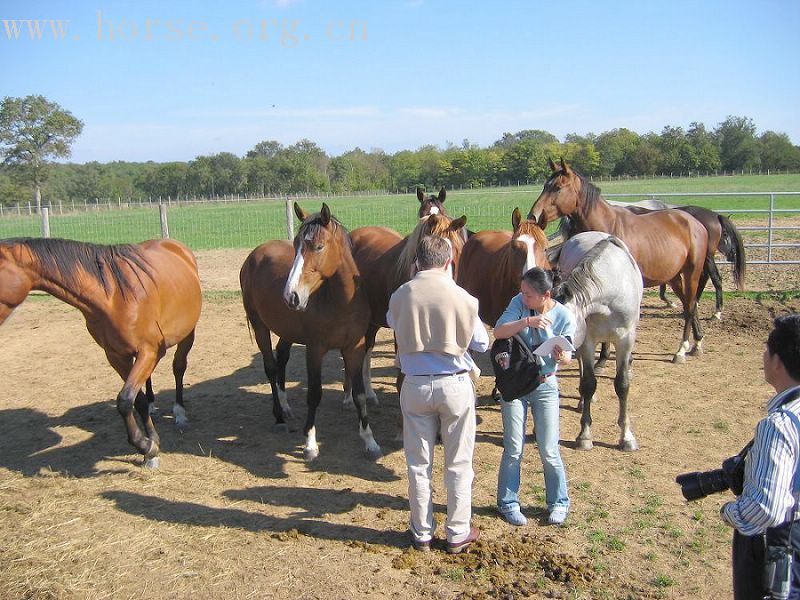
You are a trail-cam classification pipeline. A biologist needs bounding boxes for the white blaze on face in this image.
[427,205,440,215]
[283,241,306,306]
[517,234,539,274]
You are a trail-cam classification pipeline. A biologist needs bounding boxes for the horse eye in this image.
[315,243,324,252]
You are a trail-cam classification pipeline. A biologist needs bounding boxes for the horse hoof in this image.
[144,456,161,469]
[272,423,289,434]
[174,418,189,433]
[688,346,703,357]
[672,354,686,364]
[621,440,639,452]
[575,438,593,451]
[304,447,320,462]
[714,312,722,321]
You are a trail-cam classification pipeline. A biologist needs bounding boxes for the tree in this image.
[0,95,83,212]
[759,131,800,172]
[686,122,720,174]
[715,115,760,172]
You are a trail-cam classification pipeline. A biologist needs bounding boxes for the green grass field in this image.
[1,173,799,250]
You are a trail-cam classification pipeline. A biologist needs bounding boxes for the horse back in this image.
[135,239,202,346]
[351,226,405,328]
[612,208,708,286]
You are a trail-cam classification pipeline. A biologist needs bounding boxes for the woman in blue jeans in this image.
[493,267,576,526]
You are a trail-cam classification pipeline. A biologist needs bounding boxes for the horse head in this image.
[528,157,581,228]
[395,213,468,286]
[511,207,551,274]
[284,202,351,311]
[417,186,447,218]
[0,240,33,325]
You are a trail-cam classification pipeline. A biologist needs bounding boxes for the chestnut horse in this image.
[240,203,381,461]
[417,186,447,217]
[530,159,709,363]
[0,237,201,468]
[456,207,551,327]
[351,213,469,397]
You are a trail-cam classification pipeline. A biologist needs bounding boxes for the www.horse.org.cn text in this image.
[1,12,368,46]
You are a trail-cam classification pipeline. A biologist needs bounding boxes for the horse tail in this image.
[718,214,746,290]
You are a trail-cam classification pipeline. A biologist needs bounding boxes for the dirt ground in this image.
[1,250,799,599]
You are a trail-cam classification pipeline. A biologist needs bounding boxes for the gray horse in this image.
[555,232,644,451]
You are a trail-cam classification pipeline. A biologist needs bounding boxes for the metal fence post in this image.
[41,207,50,238]
[159,203,170,239]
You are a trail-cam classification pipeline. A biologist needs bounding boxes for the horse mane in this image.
[297,212,352,250]
[393,214,463,289]
[560,237,634,320]
[5,237,154,299]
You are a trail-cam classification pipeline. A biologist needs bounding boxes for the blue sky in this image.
[3,0,799,163]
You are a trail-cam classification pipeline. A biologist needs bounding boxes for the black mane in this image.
[4,238,154,298]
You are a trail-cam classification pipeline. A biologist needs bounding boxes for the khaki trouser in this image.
[400,373,476,545]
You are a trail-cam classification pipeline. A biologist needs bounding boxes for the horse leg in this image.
[342,342,382,460]
[343,324,380,408]
[613,339,638,451]
[595,342,610,371]
[576,345,597,450]
[706,257,723,320]
[145,377,157,417]
[110,349,162,467]
[170,328,195,432]
[251,317,292,432]
[659,284,676,309]
[303,347,325,461]
[273,338,294,431]
[688,306,705,357]
[668,276,692,364]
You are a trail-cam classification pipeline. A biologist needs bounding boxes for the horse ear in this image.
[450,215,468,232]
[320,203,331,226]
[294,202,307,221]
[511,207,522,231]
[548,157,557,172]
[417,187,425,203]
[438,187,446,203]
[560,157,569,173]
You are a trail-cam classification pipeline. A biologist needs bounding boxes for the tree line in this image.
[2,96,799,208]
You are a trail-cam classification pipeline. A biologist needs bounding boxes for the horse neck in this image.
[323,247,362,304]
[573,189,617,233]
[17,246,111,317]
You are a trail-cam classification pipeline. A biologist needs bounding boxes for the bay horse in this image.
[239,203,381,461]
[456,207,550,327]
[554,232,643,451]
[529,159,709,363]
[350,213,469,398]
[0,237,201,468]
[626,203,746,319]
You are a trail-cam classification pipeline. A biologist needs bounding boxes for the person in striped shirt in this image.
[720,314,800,600]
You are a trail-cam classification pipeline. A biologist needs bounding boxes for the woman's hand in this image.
[522,314,551,331]
[553,346,573,365]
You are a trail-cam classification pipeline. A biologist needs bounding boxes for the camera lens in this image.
[676,469,730,501]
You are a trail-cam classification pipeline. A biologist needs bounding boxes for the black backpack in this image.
[490,333,542,400]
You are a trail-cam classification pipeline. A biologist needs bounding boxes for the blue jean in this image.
[497,377,569,514]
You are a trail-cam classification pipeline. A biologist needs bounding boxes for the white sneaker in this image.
[548,506,568,526]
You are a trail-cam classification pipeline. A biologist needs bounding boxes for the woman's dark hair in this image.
[521,267,553,294]
[767,314,800,381]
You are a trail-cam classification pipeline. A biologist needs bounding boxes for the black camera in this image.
[675,443,750,501]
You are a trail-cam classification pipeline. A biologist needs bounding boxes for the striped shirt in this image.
[720,385,800,536]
